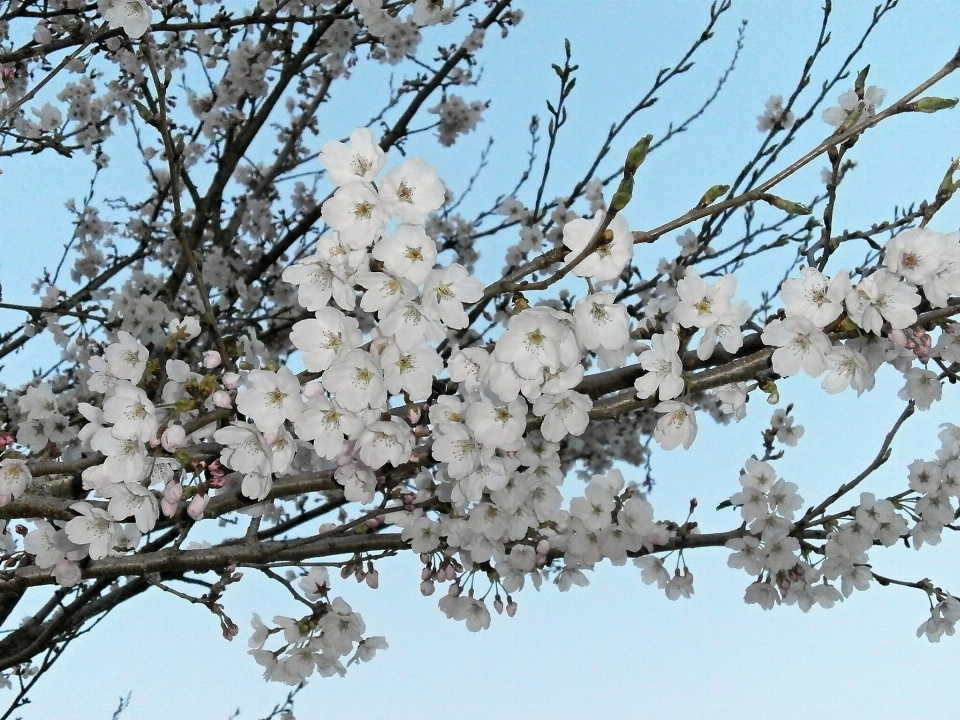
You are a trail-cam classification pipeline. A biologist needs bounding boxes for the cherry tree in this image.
[0,0,959,714]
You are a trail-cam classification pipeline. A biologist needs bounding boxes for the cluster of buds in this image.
[891,325,933,359]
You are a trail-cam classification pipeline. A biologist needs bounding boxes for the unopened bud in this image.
[908,96,959,113]
[697,184,729,208]
[186,493,208,520]
[202,351,222,369]
[161,425,186,453]
[211,390,232,409]
[761,193,811,216]
[303,380,324,398]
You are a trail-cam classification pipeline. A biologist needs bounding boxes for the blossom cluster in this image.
[3,31,960,690]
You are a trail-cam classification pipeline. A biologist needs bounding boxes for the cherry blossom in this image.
[102,0,153,39]
[562,211,633,281]
[320,127,386,187]
[653,401,698,450]
[634,331,684,400]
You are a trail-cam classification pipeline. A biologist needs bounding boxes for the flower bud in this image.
[303,380,325,398]
[202,351,222,368]
[419,580,435,596]
[161,425,187,453]
[186,493,209,520]
[222,372,241,391]
[211,390,233,409]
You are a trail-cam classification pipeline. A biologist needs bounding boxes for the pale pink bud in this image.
[148,437,161,448]
[303,380,325,398]
[365,518,379,528]
[161,481,183,517]
[447,582,462,597]
[161,425,187,453]
[262,432,278,445]
[163,481,183,504]
[419,580,435,596]
[341,565,352,579]
[319,522,337,533]
[202,351,222,369]
[889,329,908,347]
[493,595,504,614]
[365,569,379,589]
[222,372,241,390]
[506,600,517,617]
[536,539,550,555]
[421,567,432,581]
[408,407,421,425]
[211,390,233,409]
[186,493,209,520]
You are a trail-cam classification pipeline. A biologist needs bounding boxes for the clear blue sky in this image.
[3,2,960,718]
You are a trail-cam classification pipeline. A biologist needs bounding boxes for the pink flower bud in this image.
[506,600,517,617]
[421,567,432,581]
[365,517,379,528]
[222,372,241,391]
[202,351,222,368]
[536,539,550,555]
[365,569,379,589]
[303,380,325,398]
[186,493,209,520]
[889,329,908,347]
[163,481,183,504]
[319,522,337,533]
[161,425,187,453]
[493,596,504,614]
[211,390,233,409]
[341,565,352,579]
[408,407,421,425]
[419,580,435,596]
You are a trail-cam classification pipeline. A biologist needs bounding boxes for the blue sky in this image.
[3,2,960,718]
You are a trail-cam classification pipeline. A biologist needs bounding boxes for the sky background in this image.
[3,1,960,718]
